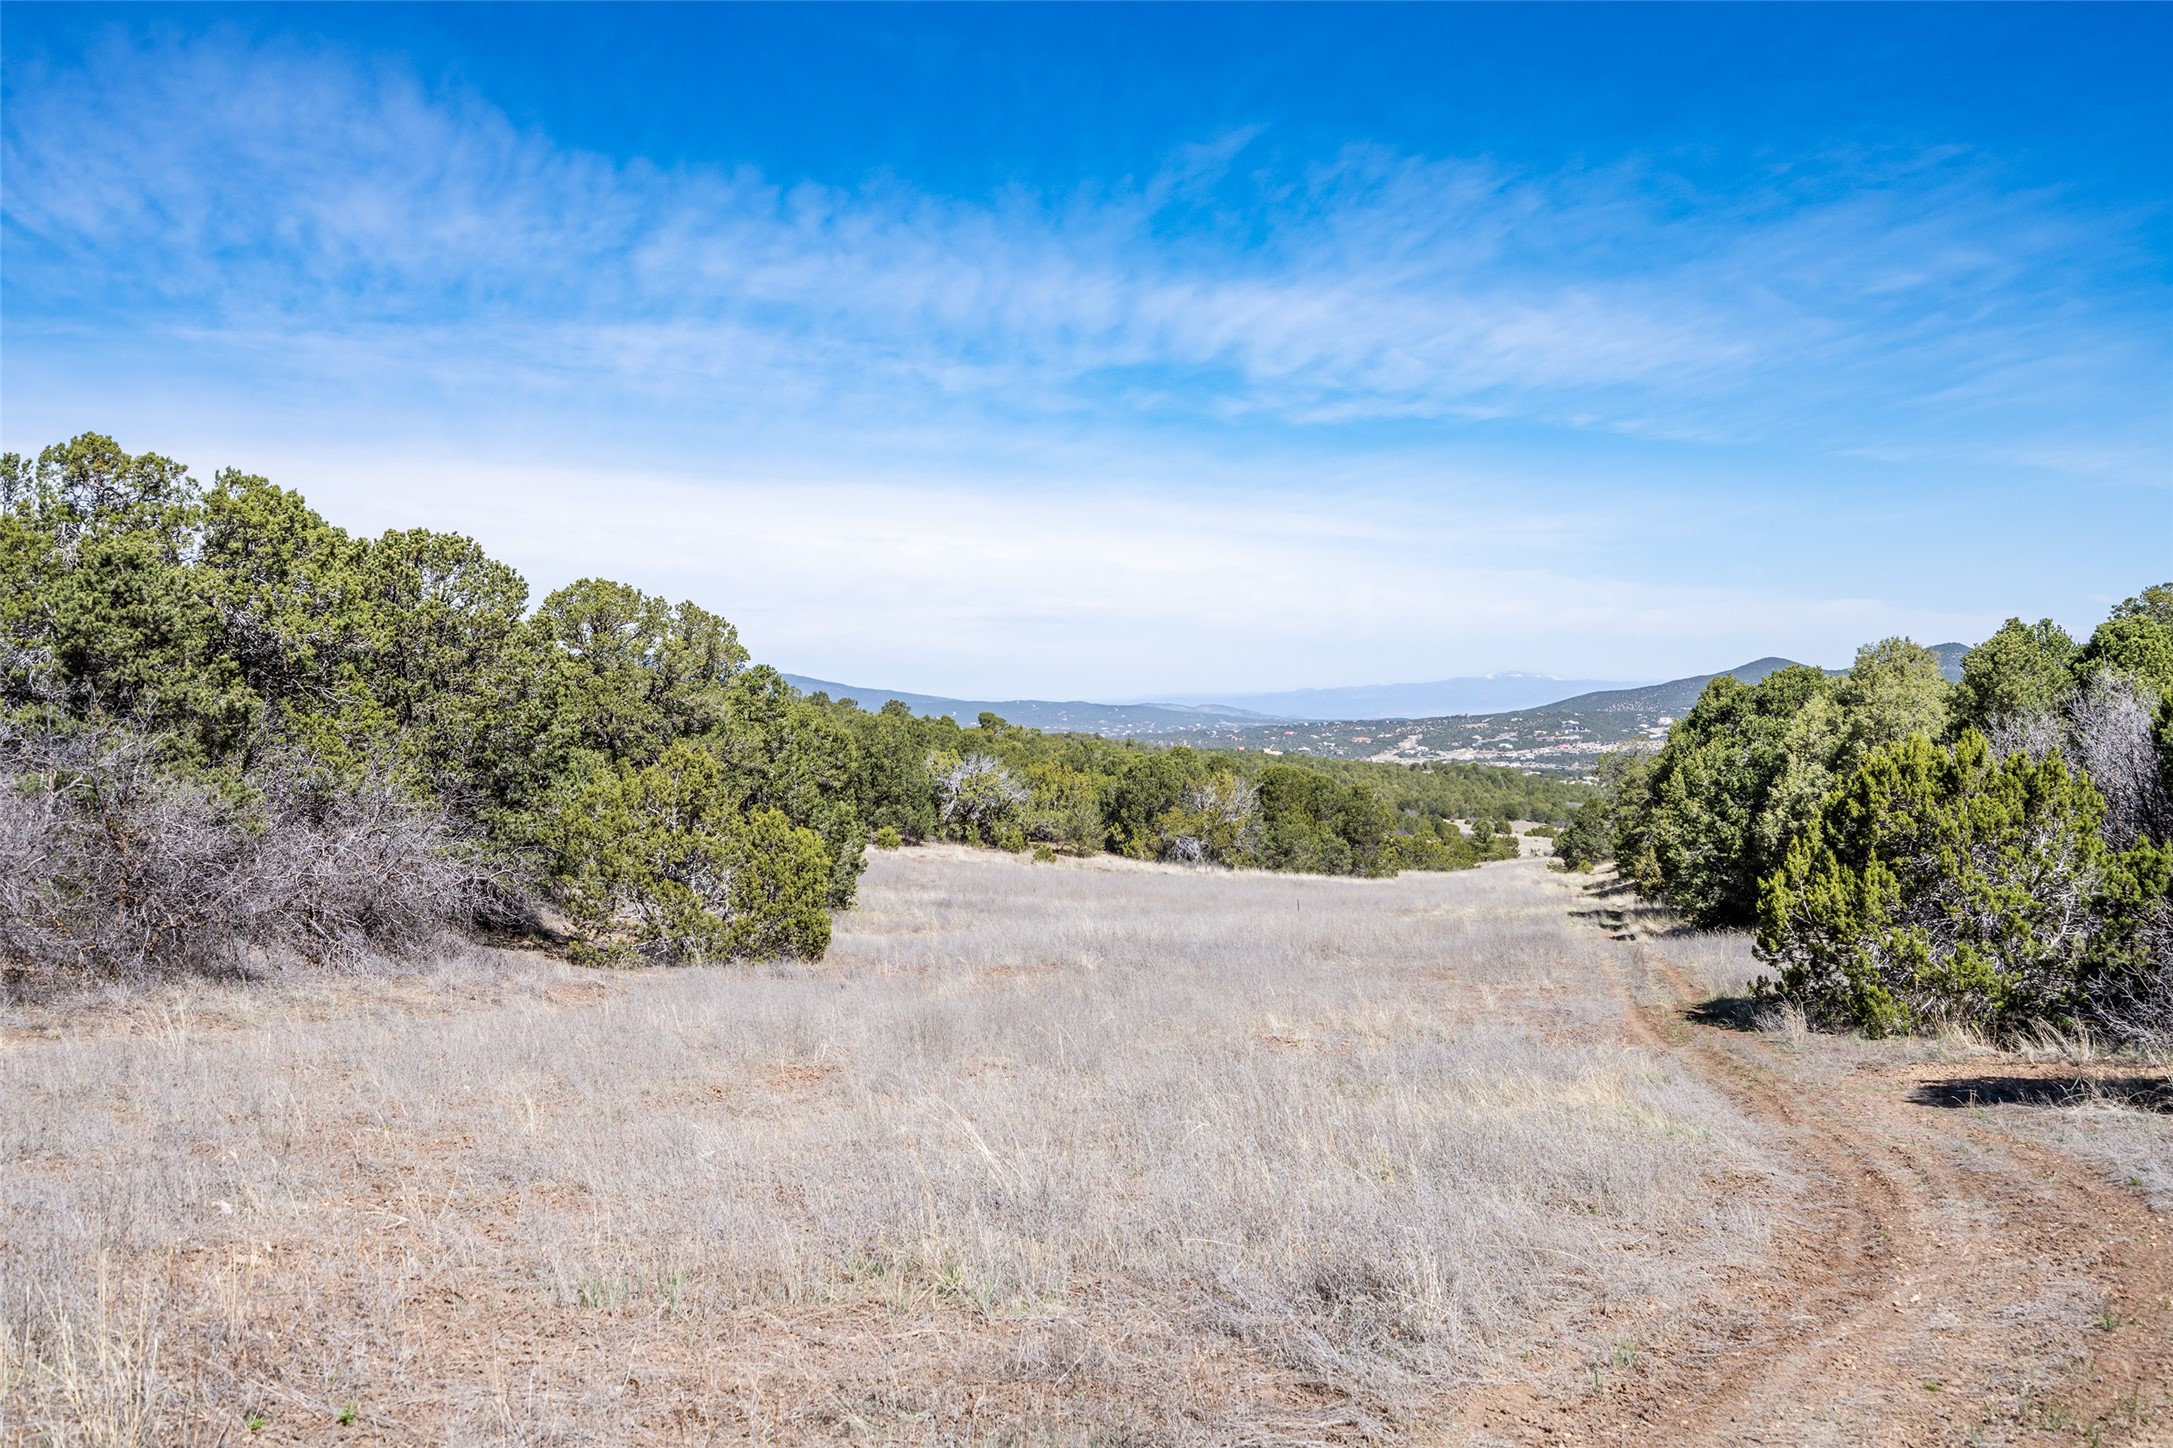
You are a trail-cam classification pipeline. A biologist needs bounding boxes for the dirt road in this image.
[1458,872,2173,1447]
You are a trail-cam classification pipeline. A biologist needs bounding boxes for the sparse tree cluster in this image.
[1558,590,2173,1045]
[827,711,1523,875]
[2,434,1547,981]
[1,435,849,975]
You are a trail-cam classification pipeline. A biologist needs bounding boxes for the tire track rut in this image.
[1453,877,2173,1446]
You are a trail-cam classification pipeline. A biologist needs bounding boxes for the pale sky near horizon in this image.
[3,4,2168,699]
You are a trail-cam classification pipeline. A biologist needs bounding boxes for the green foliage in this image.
[725,805,838,959]
[1613,665,1835,926]
[1099,745,1195,857]
[1955,618,2078,729]
[707,666,866,906]
[1606,641,1958,928]
[2109,583,2173,629]
[5,432,1582,980]
[536,577,746,765]
[550,742,830,963]
[352,528,551,824]
[1247,765,1356,873]
[1553,749,1652,871]
[1831,636,1953,768]
[1,438,259,764]
[2160,693,2173,801]
[1020,757,1104,852]
[848,699,939,840]
[28,434,2153,1011]
[194,472,371,737]
[2078,613,2173,700]
[1756,731,2167,1038]
[1287,754,1590,825]
[1561,593,2171,1043]
[2,435,859,965]
[817,703,1528,878]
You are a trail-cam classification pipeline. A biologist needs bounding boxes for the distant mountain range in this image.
[783,643,1968,747]
[1150,673,1644,721]
[778,676,1284,736]
[1210,646,1972,775]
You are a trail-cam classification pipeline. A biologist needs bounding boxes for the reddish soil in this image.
[1450,928,2173,1447]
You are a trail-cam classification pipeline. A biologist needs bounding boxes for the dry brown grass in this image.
[2,850,1779,1445]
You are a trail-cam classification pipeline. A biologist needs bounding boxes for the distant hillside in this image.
[791,643,1972,775]
[1533,657,1806,717]
[779,675,1286,735]
[1152,673,1644,721]
[1533,644,1964,717]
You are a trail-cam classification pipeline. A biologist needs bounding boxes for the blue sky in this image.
[4,4,2168,699]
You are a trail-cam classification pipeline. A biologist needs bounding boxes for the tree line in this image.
[826,708,1541,875]
[1555,594,2173,1046]
[0,435,1554,979]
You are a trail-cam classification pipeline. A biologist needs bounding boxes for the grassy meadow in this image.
[3,850,1781,1444]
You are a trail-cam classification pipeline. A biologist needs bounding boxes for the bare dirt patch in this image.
[1450,873,2173,1447]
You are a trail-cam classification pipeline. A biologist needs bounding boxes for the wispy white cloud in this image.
[5,32,2162,469]
[242,450,1997,698]
[2,30,2164,692]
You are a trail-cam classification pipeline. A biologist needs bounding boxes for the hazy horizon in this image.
[787,667,1665,719]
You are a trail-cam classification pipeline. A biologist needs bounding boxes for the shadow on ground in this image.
[1569,878,1716,944]
[1911,1076,2172,1113]
[1567,906,1638,941]
[1686,995,1765,1032]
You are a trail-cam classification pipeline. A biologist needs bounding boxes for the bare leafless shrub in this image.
[1982,676,2172,1053]
[1162,773,1259,864]
[247,750,478,961]
[1988,673,2169,851]
[2088,898,2173,1058]
[1983,709,2067,764]
[2066,672,2170,850]
[932,751,1029,844]
[0,719,470,984]
[1160,831,1210,864]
